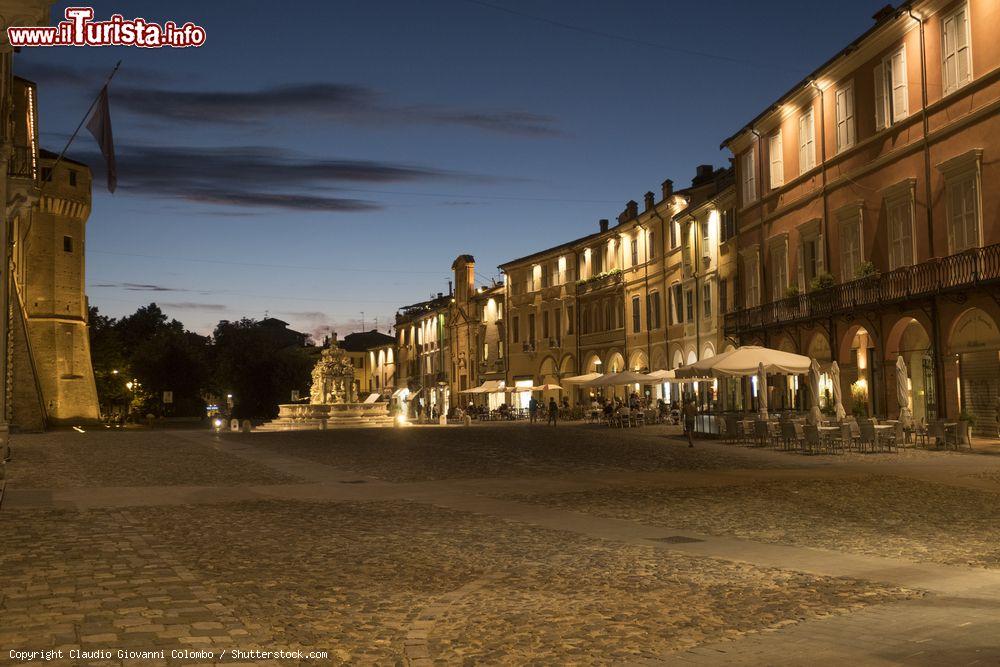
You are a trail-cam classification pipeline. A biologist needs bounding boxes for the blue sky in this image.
[19,0,889,339]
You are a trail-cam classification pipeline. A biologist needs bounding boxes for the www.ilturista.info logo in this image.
[8,7,206,48]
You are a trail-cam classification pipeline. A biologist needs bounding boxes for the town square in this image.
[1,0,1000,664]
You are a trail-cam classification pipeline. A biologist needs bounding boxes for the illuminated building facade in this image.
[723,0,1000,432]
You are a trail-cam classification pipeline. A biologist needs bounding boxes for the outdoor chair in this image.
[802,423,822,454]
[858,422,879,453]
[837,422,855,452]
[780,421,799,451]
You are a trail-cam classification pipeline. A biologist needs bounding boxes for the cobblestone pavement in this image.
[504,474,1000,568]
[246,424,796,482]
[4,427,1000,664]
[5,431,300,488]
[0,499,914,664]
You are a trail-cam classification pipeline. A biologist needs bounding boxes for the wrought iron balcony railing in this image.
[725,243,1000,334]
[7,145,35,180]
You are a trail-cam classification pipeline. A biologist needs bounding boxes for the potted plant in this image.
[856,261,878,278]
[785,285,801,298]
[809,272,835,292]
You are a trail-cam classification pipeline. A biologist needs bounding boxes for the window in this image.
[835,83,856,152]
[701,220,710,258]
[512,316,519,343]
[886,189,915,269]
[553,308,561,339]
[741,149,756,205]
[670,221,679,249]
[946,170,980,253]
[631,238,638,266]
[685,289,694,322]
[770,242,788,300]
[483,343,489,361]
[542,311,549,339]
[567,306,574,334]
[631,296,641,333]
[799,231,824,287]
[798,107,815,174]
[672,284,683,324]
[593,247,603,274]
[63,236,73,253]
[648,231,655,260]
[647,292,661,329]
[703,282,712,318]
[839,212,863,279]
[719,279,728,314]
[743,252,760,308]
[942,4,971,95]
[528,313,536,342]
[41,167,52,182]
[768,131,784,188]
[68,169,77,186]
[875,46,908,130]
[721,208,737,242]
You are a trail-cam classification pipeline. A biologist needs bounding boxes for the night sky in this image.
[19,0,888,340]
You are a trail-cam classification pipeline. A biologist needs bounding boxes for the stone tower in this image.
[8,80,99,428]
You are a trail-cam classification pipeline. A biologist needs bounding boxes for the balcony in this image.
[8,145,35,180]
[575,269,623,295]
[725,244,1000,335]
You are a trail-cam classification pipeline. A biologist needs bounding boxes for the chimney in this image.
[626,200,638,219]
[599,218,609,232]
[437,292,443,299]
[693,164,714,185]
[872,4,894,22]
[661,179,673,199]
[643,191,655,212]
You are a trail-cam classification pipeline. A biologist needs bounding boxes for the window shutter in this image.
[955,9,970,87]
[798,114,808,172]
[816,233,825,273]
[874,62,887,130]
[769,132,783,187]
[835,89,847,150]
[891,48,908,121]
[844,85,855,147]
[795,241,804,290]
[943,13,958,94]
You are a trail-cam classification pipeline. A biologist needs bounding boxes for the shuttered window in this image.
[835,84,855,152]
[798,108,815,174]
[942,4,971,95]
[768,131,784,188]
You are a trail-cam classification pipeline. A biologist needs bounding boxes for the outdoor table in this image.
[818,425,839,448]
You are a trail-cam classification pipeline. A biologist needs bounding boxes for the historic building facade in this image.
[395,293,451,417]
[8,76,99,429]
[723,0,1000,433]
[340,330,396,398]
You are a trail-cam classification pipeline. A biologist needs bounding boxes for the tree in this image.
[212,318,313,420]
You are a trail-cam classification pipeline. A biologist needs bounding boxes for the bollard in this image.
[230,418,239,432]
[463,414,472,427]
[240,419,252,433]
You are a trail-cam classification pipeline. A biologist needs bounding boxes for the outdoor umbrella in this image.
[830,361,847,420]
[757,362,769,419]
[808,358,823,425]
[674,346,811,379]
[896,355,912,429]
[563,372,603,384]
[585,371,652,387]
[531,383,563,391]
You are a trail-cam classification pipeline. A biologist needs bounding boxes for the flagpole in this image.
[40,59,121,196]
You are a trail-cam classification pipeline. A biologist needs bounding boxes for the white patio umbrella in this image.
[830,360,847,420]
[808,358,823,425]
[562,372,603,384]
[585,370,652,387]
[531,383,563,391]
[757,362,769,419]
[674,345,811,379]
[645,369,715,383]
[896,355,912,429]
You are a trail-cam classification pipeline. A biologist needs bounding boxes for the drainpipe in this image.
[810,80,831,273]
[908,7,942,417]
[750,128,766,306]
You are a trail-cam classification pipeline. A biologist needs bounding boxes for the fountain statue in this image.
[260,337,391,431]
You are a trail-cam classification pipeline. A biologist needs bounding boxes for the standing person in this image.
[529,396,539,424]
[683,398,697,447]
[547,397,559,426]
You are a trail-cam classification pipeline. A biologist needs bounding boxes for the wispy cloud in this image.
[159,302,228,311]
[70,144,491,213]
[90,282,200,293]
[17,62,561,137]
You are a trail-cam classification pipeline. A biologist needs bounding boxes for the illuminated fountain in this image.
[258,338,392,430]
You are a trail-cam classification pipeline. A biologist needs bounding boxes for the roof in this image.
[498,230,604,271]
[340,330,396,352]
[451,254,475,269]
[720,1,913,149]
[396,295,451,323]
[38,148,90,169]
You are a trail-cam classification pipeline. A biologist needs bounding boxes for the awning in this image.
[461,380,505,394]
[674,346,812,379]
[530,383,563,391]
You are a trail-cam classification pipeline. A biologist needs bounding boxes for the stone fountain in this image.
[258,339,392,430]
